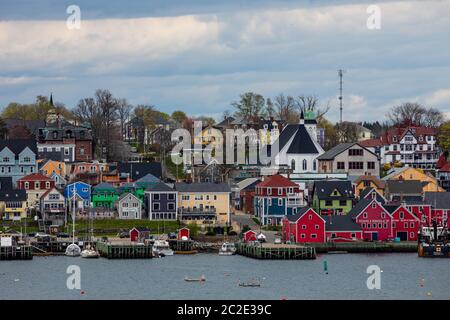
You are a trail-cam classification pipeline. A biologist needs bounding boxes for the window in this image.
[315,225,320,229]
[35,182,39,189]
[331,233,337,238]
[301,234,306,239]
[339,200,346,206]
[278,188,282,195]
[404,222,408,228]
[349,162,363,170]
[45,182,50,189]
[309,214,312,220]
[410,232,414,238]
[348,149,363,156]
[153,194,160,200]
[372,202,377,208]
[410,222,414,228]
[363,212,368,218]
[302,225,307,229]
[267,188,272,195]
[381,213,385,218]
[302,159,307,171]
[278,198,283,206]
[168,193,175,200]
[399,212,404,219]
[64,148,69,155]
[325,200,332,206]
[362,223,366,228]
[351,233,356,238]
[23,157,31,163]
[213,195,217,200]
[182,195,190,201]
[24,182,29,189]
[153,203,160,210]
[367,162,375,170]
[337,162,345,170]
[311,234,317,239]
[168,203,175,210]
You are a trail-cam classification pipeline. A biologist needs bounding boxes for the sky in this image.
[0,0,449,122]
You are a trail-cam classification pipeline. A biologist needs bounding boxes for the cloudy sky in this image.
[0,0,449,122]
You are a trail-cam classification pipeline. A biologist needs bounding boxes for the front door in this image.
[371,232,378,241]
[396,231,408,241]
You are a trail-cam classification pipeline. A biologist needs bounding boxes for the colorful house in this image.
[254,175,305,225]
[116,193,142,219]
[0,177,27,221]
[17,173,55,206]
[281,207,326,243]
[349,198,393,241]
[239,179,260,214]
[92,182,118,209]
[424,192,450,228]
[70,161,109,185]
[324,215,363,242]
[65,181,91,212]
[384,204,420,241]
[312,180,354,215]
[354,175,385,198]
[176,182,231,225]
[40,160,66,178]
[146,182,178,220]
[359,187,387,204]
[129,227,151,242]
[243,230,257,242]
[0,139,38,185]
[39,187,65,224]
[177,227,190,240]
[382,167,444,193]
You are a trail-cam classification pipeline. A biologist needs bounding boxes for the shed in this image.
[177,227,190,240]
[130,227,151,242]
[243,230,257,242]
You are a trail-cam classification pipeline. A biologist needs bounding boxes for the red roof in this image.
[18,173,53,182]
[436,154,448,169]
[256,175,298,188]
[439,162,450,172]
[360,138,383,147]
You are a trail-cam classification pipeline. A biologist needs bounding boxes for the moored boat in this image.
[184,275,206,282]
[153,239,174,257]
[219,242,236,255]
[418,221,450,258]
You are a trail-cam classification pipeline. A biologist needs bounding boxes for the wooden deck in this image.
[236,242,316,260]
[95,241,153,259]
[0,245,33,260]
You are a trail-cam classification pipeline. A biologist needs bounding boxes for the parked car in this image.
[57,232,70,238]
[118,231,129,238]
[168,232,177,239]
[274,238,282,244]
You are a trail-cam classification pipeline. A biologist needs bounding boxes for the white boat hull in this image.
[65,243,81,257]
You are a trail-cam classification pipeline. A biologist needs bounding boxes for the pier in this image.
[169,239,197,254]
[95,241,153,259]
[309,241,417,253]
[0,245,33,260]
[236,243,316,260]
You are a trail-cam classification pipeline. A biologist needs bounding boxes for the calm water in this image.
[1,253,450,300]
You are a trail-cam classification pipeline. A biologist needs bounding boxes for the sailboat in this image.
[65,185,81,257]
[81,212,99,258]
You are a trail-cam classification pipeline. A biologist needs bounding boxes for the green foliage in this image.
[171,110,187,124]
[165,155,186,180]
[187,222,199,237]
[438,121,450,152]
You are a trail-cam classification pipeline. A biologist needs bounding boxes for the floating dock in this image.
[169,239,197,254]
[0,245,33,260]
[95,241,153,259]
[236,243,316,260]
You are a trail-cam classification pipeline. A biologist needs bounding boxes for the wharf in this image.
[168,239,196,253]
[236,242,316,260]
[95,240,153,259]
[0,245,33,260]
[309,241,417,253]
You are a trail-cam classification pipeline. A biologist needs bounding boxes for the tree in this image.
[117,98,133,138]
[274,93,297,122]
[7,125,32,139]
[335,121,359,144]
[232,92,266,122]
[295,95,330,121]
[317,117,339,150]
[386,102,444,128]
[265,98,275,118]
[171,110,187,124]
[0,117,8,139]
[438,121,450,153]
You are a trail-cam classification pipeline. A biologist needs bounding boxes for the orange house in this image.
[40,160,66,177]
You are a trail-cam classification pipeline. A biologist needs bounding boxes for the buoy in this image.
[80,290,85,295]
[427,292,432,297]
[323,260,328,274]
[14,279,20,282]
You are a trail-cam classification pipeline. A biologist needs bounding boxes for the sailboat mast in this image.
[72,185,76,244]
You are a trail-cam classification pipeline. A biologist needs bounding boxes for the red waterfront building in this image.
[282,207,325,243]
[385,205,420,241]
[349,198,393,241]
[324,215,363,242]
[243,230,257,242]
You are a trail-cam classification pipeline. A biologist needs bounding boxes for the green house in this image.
[312,180,354,214]
[92,182,119,208]
[117,174,160,202]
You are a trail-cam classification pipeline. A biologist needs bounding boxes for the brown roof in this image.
[354,175,385,189]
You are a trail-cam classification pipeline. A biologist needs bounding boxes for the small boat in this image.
[65,243,81,257]
[184,275,206,282]
[239,278,262,287]
[81,246,99,259]
[153,239,174,257]
[219,242,236,255]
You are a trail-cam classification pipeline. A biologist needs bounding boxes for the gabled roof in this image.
[236,178,260,190]
[135,173,160,184]
[93,182,116,190]
[175,182,231,193]
[354,175,385,189]
[324,215,362,231]
[257,175,297,188]
[118,192,140,202]
[41,187,64,200]
[146,182,175,192]
[382,167,410,181]
[385,180,423,195]
[0,139,37,156]
[18,173,53,182]
[285,124,318,154]
[360,187,386,204]
[286,207,325,223]
[316,143,355,160]
[348,198,372,219]
[118,162,162,180]
[241,179,261,192]
[314,180,354,200]
[424,192,450,209]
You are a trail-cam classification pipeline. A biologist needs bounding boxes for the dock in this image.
[0,245,33,260]
[169,239,197,254]
[95,241,153,259]
[309,241,417,253]
[236,242,316,260]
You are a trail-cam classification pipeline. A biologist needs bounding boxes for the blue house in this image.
[65,181,91,211]
[0,139,38,185]
[145,182,178,220]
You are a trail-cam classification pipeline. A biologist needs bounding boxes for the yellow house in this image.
[0,191,28,221]
[193,126,223,148]
[354,175,385,198]
[176,182,231,225]
[40,160,66,177]
[382,167,444,193]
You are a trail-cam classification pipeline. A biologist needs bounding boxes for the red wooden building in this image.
[424,192,450,228]
[240,180,260,214]
[282,207,326,243]
[130,227,151,242]
[17,173,55,190]
[385,205,420,241]
[324,215,363,242]
[177,227,190,240]
[243,230,257,242]
[349,198,393,241]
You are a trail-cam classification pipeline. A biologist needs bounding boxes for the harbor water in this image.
[1,253,450,299]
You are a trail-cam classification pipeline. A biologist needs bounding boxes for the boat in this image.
[238,278,262,287]
[184,275,206,282]
[80,215,99,259]
[152,239,174,257]
[65,185,80,257]
[418,220,450,258]
[219,242,236,255]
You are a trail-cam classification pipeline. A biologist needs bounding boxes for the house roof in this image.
[324,215,362,231]
[285,124,318,154]
[118,162,162,180]
[257,175,297,188]
[390,195,424,205]
[316,143,355,160]
[424,192,450,209]
[146,182,175,192]
[0,139,37,157]
[385,180,423,195]
[41,187,64,199]
[0,189,27,201]
[348,198,372,218]
[236,178,260,190]
[135,173,161,184]
[286,207,312,222]
[241,179,261,192]
[93,182,116,190]
[175,182,231,193]
[38,126,92,141]
[18,173,53,182]
[118,192,140,202]
[354,175,385,189]
[0,177,13,191]
[131,227,151,232]
[360,187,386,204]
[382,167,410,181]
[38,151,63,162]
[314,180,354,200]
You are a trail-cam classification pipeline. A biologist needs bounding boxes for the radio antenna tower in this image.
[338,69,345,123]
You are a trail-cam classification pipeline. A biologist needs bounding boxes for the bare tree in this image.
[424,107,444,128]
[274,93,297,122]
[295,95,330,120]
[117,98,133,139]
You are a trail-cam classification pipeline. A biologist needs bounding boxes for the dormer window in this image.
[419,136,423,142]
[393,136,397,142]
[23,157,30,163]
[2,157,9,162]
[53,131,58,139]
[66,130,73,138]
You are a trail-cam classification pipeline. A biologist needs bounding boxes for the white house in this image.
[116,193,142,219]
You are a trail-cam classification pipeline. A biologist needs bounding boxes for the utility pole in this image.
[338,69,345,124]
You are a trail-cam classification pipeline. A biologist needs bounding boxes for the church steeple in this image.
[49,93,54,107]
[299,110,305,125]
